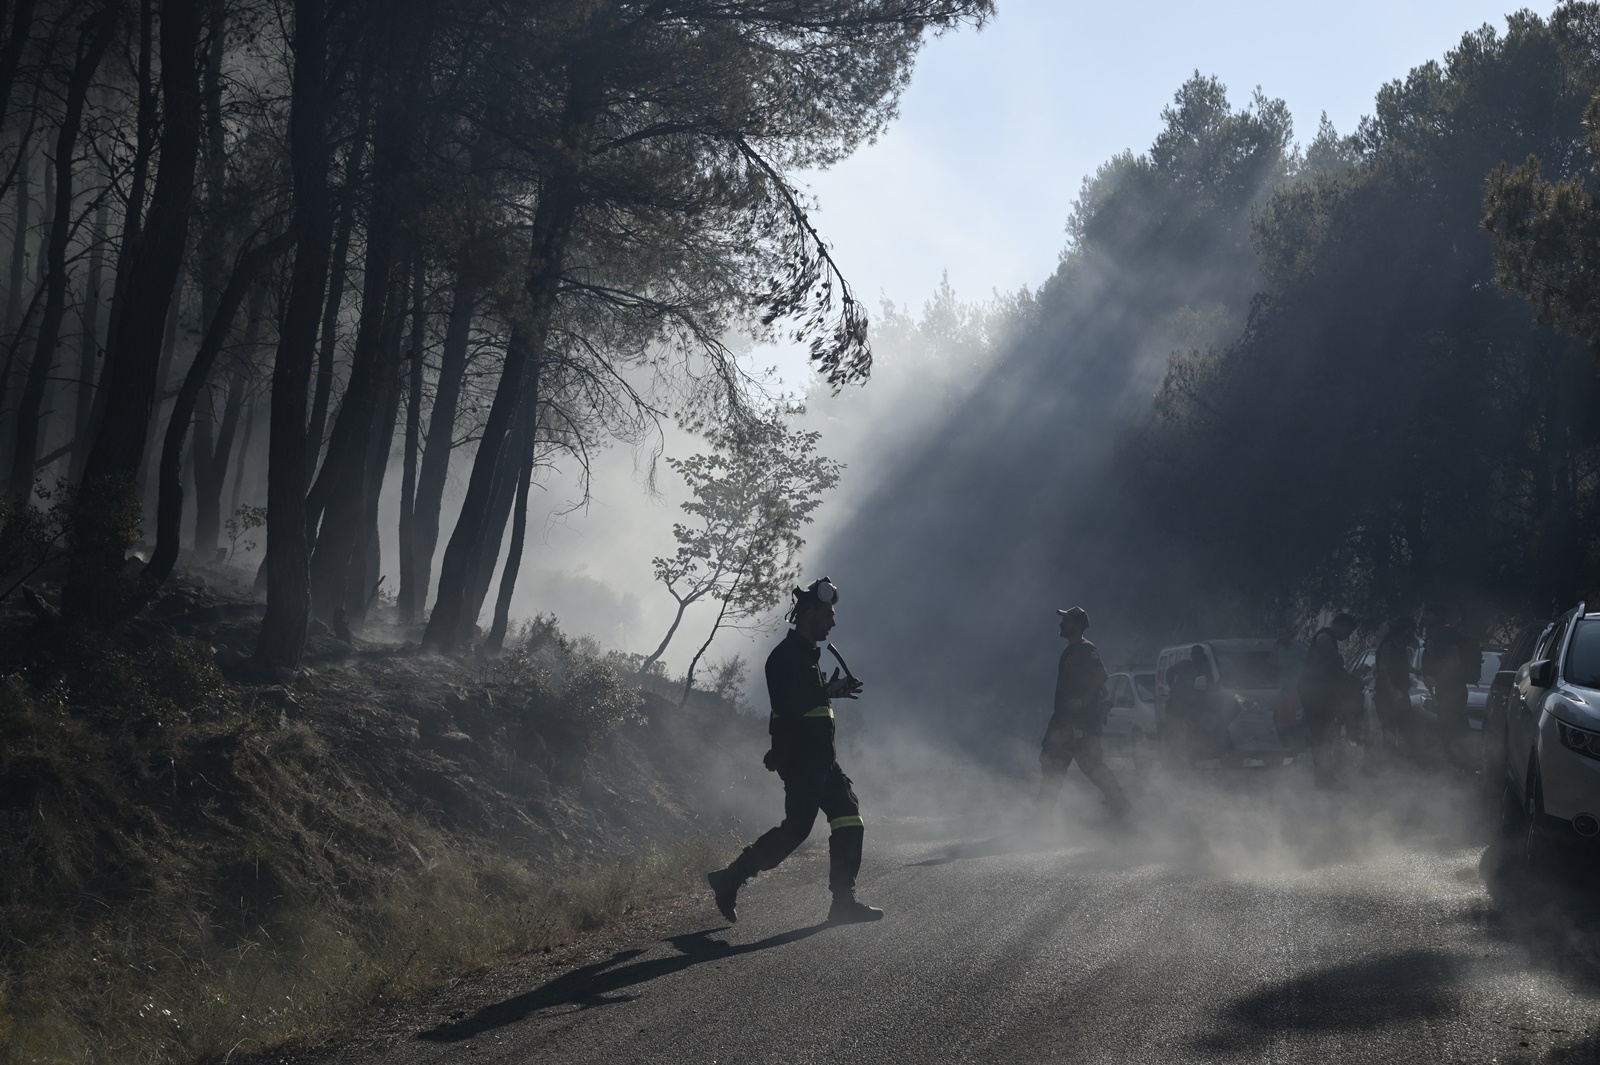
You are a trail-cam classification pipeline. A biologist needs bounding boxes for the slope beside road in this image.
[271,765,1600,1064]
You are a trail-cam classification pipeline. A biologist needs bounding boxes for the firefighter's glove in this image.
[825,668,863,700]
[762,749,780,772]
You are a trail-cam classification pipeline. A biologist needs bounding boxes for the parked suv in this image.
[1494,602,1600,873]
[1154,639,1304,763]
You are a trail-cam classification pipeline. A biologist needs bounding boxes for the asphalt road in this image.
[285,762,1600,1064]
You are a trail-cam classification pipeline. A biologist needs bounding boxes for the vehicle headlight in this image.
[1556,721,1600,760]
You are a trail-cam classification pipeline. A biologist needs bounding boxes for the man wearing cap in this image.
[706,577,883,925]
[1036,606,1130,821]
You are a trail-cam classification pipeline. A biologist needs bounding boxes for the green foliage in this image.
[1130,4,1600,622]
[645,411,842,666]
[708,655,751,711]
[224,503,268,564]
[496,615,645,749]
[46,637,234,729]
[0,480,72,604]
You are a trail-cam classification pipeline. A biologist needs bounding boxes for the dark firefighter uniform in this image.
[725,629,864,897]
[1298,625,1361,784]
[1038,636,1129,816]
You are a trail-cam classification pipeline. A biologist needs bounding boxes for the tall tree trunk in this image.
[0,1,39,136]
[256,0,331,667]
[230,395,256,515]
[4,145,27,335]
[461,352,539,638]
[409,237,481,624]
[194,361,248,557]
[423,63,603,652]
[142,234,290,595]
[341,295,406,633]
[70,196,108,482]
[304,0,434,623]
[397,253,425,621]
[138,280,185,519]
[0,150,31,445]
[486,442,535,653]
[64,0,203,623]
[304,98,369,482]
[7,3,114,500]
[101,0,157,374]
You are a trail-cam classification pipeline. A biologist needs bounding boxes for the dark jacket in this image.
[1051,639,1109,729]
[766,629,836,766]
[1375,634,1414,699]
[1299,627,1358,709]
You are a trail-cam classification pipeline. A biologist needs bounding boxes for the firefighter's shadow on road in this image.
[417,924,829,1042]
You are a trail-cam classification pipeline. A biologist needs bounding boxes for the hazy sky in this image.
[507,0,1531,664]
[800,0,1520,315]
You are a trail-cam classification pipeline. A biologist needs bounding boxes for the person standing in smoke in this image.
[1421,612,1479,765]
[706,578,883,925]
[1298,612,1362,787]
[1165,644,1212,762]
[1374,617,1417,753]
[1035,607,1130,820]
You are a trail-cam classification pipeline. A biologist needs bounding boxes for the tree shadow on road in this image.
[416,924,829,1043]
[1192,948,1466,1053]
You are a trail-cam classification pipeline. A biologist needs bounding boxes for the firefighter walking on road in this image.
[707,578,883,926]
[1036,606,1131,821]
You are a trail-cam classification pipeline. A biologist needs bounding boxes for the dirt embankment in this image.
[0,571,770,1064]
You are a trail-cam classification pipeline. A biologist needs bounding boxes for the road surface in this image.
[282,763,1600,1064]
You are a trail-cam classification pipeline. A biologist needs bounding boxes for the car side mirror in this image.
[1528,659,1557,688]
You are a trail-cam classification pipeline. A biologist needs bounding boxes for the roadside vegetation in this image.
[0,567,766,1063]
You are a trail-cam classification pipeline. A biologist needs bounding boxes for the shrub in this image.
[495,616,645,750]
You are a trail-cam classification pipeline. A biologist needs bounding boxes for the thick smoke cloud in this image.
[795,78,1295,757]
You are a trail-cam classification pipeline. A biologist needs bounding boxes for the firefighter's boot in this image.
[827,894,884,924]
[707,850,756,923]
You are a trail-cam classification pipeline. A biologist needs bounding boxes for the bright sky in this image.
[799,0,1523,313]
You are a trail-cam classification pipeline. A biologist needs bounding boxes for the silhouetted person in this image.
[1298,612,1361,787]
[1374,617,1417,751]
[706,578,882,925]
[1165,644,1211,761]
[1421,613,1479,763]
[1036,606,1129,820]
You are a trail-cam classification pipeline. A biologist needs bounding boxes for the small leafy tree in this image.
[641,413,842,700]
[224,504,269,565]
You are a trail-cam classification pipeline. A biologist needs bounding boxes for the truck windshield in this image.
[1566,620,1600,690]
[1215,651,1281,691]
[1134,673,1156,702]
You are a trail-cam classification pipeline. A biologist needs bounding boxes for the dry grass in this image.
[0,601,750,1065]
[0,833,720,1065]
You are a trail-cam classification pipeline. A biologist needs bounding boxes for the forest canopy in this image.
[0,0,993,665]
